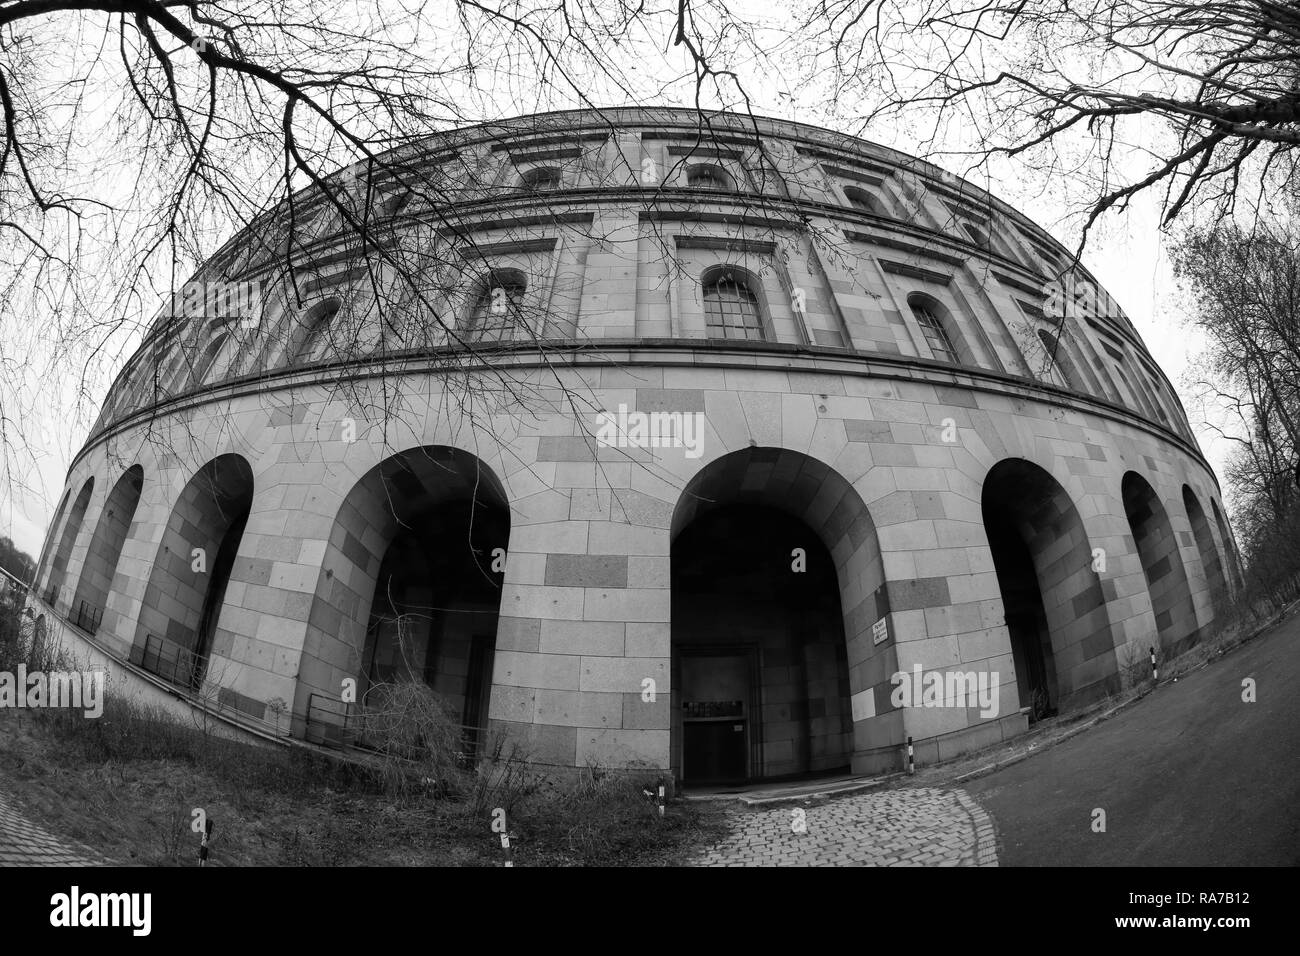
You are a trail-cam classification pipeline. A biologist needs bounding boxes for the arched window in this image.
[382,189,413,218]
[520,167,561,192]
[466,270,527,339]
[703,268,765,340]
[844,186,880,214]
[293,299,341,364]
[909,295,959,364]
[687,164,734,191]
[963,222,989,247]
[1036,328,1075,388]
[193,332,230,386]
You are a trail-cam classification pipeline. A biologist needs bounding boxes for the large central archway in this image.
[670,447,891,784]
[294,446,509,754]
[982,458,1118,717]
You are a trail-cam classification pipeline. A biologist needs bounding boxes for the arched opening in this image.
[1122,472,1199,656]
[1210,498,1244,592]
[294,446,509,757]
[520,166,562,191]
[843,186,880,214]
[1183,486,1228,617]
[44,478,94,609]
[670,447,893,784]
[908,293,961,364]
[131,454,254,690]
[962,221,989,247]
[71,465,144,634]
[191,332,230,387]
[686,163,734,191]
[1036,328,1079,389]
[34,488,71,592]
[465,268,527,340]
[982,459,1117,718]
[701,265,767,341]
[288,298,342,365]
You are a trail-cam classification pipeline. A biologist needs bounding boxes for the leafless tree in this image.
[789,0,1300,244]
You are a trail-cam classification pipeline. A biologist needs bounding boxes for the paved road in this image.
[0,792,107,867]
[692,787,997,866]
[968,612,1300,865]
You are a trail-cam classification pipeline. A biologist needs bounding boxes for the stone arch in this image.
[293,445,510,753]
[131,454,254,690]
[44,477,94,609]
[1182,484,1228,617]
[981,458,1118,718]
[71,465,144,634]
[34,488,71,590]
[1210,497,1244,591]
[1121,471,1199,656]
[669,445,895,781]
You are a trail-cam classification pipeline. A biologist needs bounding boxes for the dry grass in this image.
[0,607,726,866]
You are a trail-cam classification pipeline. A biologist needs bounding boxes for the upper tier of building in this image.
[91,107,1193,446]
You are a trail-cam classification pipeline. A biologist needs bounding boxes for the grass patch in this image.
[0,608,727,866]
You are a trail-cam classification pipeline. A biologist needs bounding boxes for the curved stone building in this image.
[30,107,1241,783]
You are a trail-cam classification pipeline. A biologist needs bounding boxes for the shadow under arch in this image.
[670,445,898,783]
[293,445,510,756]
[981,458,1119,717]
[131,454,254,690]
[1122,471,1199,656]
[72,464,144,634]
[44,477,95,609]
[1182,485,1228,618]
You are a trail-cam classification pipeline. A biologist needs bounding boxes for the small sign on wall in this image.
[872,616,889,645]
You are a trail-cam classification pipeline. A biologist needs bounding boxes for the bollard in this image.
[657,779,666,818]
[500,832,514,867]
[1150,645,1158,683]
[907,736,915,775]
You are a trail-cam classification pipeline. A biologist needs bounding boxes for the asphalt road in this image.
[967,609,1300,865]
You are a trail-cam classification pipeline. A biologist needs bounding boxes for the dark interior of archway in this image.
[1122,474,1198,654]
[193,503,251,688]
[982,465,1062,722]
[672,503,851,785]
[132,454,255,689]
[360,496,508,751]
[983,505,1055,721]
[1184,488,1228,616]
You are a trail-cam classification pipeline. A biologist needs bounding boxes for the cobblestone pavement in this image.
[692,786,998,866]
[0,791,107,866]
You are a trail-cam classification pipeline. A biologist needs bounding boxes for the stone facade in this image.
[31,108,1240,781]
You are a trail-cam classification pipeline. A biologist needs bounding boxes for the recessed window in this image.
[687,164,734,191]
[703,269,765,341]
[466,270,527,338]
[844,186,880,214]
[194,332,230,385]
[1037,329,1072,387]
[520,167,561,191]
[382,189,413,218]
[909,295,959,364]
[295,299,341,364]
[963,222,989,247]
